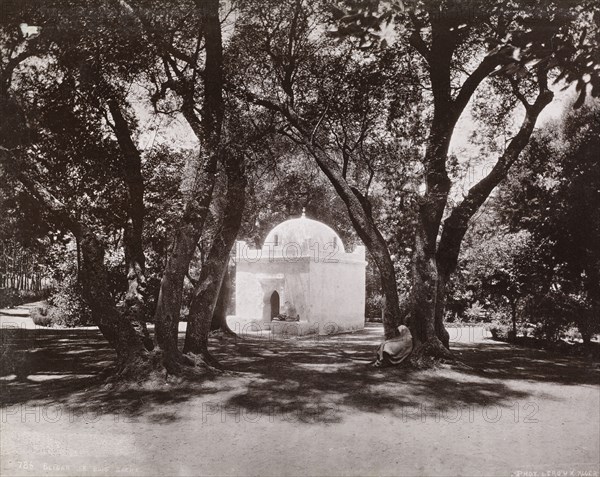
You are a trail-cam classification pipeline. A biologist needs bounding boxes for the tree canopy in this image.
[1,0,598,377]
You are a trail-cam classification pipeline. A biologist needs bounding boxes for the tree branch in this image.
[1,147,83,238]
[509,76,532,111]
[451,54,504,122]
[436,76,554,276]
[408,13,430,64]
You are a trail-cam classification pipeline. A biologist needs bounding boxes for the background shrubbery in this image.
[0,287,51,309]
[440,105,600,349]
[0,288,23,309]
[30,281,93,327]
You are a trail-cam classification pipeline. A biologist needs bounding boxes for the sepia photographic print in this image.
[1,0,599,476]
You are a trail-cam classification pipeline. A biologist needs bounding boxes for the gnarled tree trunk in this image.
[153,172,217,368]
[313,155,403,339]
[10,170,153,377]
[108,99,153,351]
[211,264,235,334]
[79,230,151,374]
[152,0,224,370]
[183,153,246,365]
[408,79,553,358]
[406,223,452,358]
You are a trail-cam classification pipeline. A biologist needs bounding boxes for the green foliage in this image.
[21,288,51,303]
[0,288,24,308]
[462,302,487,322]
[486,320,513,341]
[30,306,53,327]
[452,103,600,343]
[0,287,50,309]
[142,146,186,276]
[45,280,93,327]
[365,292,384,321]
[501,103,600,342]
[447,224,538,323]
[328,0,600,105]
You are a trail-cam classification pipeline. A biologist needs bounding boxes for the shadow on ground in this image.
[452,339,600,386]
[1,324,598,424]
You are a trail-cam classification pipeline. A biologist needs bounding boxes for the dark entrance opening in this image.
[270,291,280,320]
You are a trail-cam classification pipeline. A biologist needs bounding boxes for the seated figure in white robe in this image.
[373,325,413,367]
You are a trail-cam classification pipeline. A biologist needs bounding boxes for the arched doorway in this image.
[270,291,280,319]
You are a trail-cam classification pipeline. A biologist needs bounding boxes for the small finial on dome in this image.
[301,207,306,218]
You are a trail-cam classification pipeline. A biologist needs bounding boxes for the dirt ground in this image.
[1,319,599,477]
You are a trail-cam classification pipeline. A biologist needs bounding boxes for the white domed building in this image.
[230,210,366,336]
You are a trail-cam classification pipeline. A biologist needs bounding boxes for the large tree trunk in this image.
[153,176,216,367]
[79,230,150,375]
[401,10,507,357]
[1,51,157,379]
[407,222,453,358]
[10,170,153,376]
[433,272,451,349]
[108,99,153,351]
[321,169,402,339]
[510,300,518,340]
[408,80,553,358]
[183,154,246,365]
[152,0,224,368]
[405,107,453,357]
[211,264,235,333]
[581,265,599,348]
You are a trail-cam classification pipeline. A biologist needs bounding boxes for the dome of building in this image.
[263,210,345,254]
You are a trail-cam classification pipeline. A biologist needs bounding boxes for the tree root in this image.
[103,348,216,387]
[184,349,226,373]
[412,337,456,360]
[397,337,457,369]
[209,328,238,340]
